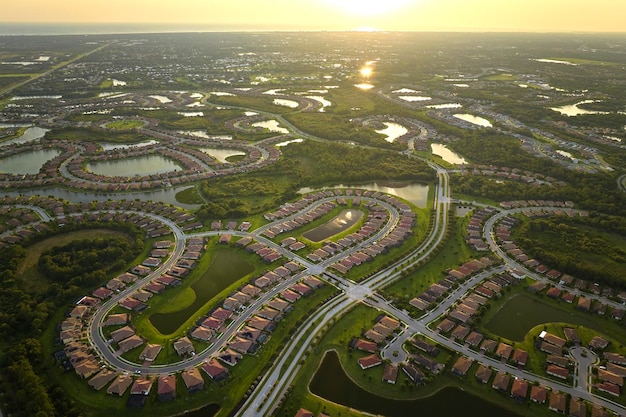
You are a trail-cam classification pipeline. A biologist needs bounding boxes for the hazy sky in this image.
[3,0,626,32]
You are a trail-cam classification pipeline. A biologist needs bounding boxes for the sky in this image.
[2,0,626,33]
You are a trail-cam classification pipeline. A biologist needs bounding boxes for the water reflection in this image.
[199,147,246,163]
[309,351,521,417]
[99,140,158,151]
[550,100,608,117]
[251,120,289,134]
[0,126,49,146]
[375,122,408,143]
[85,155,183,177]
[273,99,299,108]
[302,209,363,242]
[453,113,492,127]
[299,182,429,208]
[0,149,60,174]
[305,96,331,112]
[399,96,431,102]
[431,143,467,164]
[3,186,200,209]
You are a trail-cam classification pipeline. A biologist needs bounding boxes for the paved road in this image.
[236,158,453,416]
[570,346,597,391]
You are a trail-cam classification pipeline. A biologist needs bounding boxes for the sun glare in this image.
[326,0,412,16]
[360,67,373,78]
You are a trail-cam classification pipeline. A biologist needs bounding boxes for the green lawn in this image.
[106,120,144,130]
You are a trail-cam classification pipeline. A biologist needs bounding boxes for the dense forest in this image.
[514,215,626,288]
[0,222,145,417]
[39,235,140,287]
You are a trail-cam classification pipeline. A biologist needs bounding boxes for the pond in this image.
[483,294,606,341]
[251,120,289,134]
[399,96,432,102]
[375,122,408,143]
[199,147,246,163]
[431,143,467,165]
[275,138,304,147]
[149,248,254,335]
[178,130,233,140]
[149,95,172,103]
[453,113,492,127]
[392,88,419,94]
[354,83,374,90]
[0,149,60,174]
[302,209,364,242]
[427,103,462,109]
[85,155,183,177]
[532,58,578,66]
[0,126,49,146]
[3,185,200,210]
[298,182,429,208]
[309,351,522,417]
[305,96,331,112]
[273,98,299,108]
[99,140,158,151]
[550,100,608,117]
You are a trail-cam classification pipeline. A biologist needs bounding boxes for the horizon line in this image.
[1,22,626,36]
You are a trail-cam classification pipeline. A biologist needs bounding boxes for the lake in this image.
[2,185,200,210]
[178,130,233,140]
[399,96,432,102]
[550,100,608,117]
[251,120,289,134]
[305,96,331,112]
[99,140,158,151]
[310,351,522,417]
[431,143,467,165]
[298,182,429,208]
[273,99,299,108]
[453,113,492,127]
[0,149,60,174]
[302,209,364,242]
[375,122,408,143]
[275,138,304,147]
[199,147,246,163]
[149,95,172,103]
[427,103,462,109]
[85,155,183,177]
[149,248,253,335]
[0,126,49,146]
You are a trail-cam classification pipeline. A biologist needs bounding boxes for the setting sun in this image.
[325,0,413,16]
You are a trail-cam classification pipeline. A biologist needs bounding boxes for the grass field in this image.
[106,120,144,130]
[483,293,605,341]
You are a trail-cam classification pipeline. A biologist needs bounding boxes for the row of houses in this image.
[329,210,416,273]
[465,206,497,251]
[458,166,566,187]
[264,188,412,223]
[58,236,201,378]
[450,356,613,416]
[351,315,413,385]
[86,357,229,407]
[213,276,325,368]
[410,258,503,314]
[235,237,283,263]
